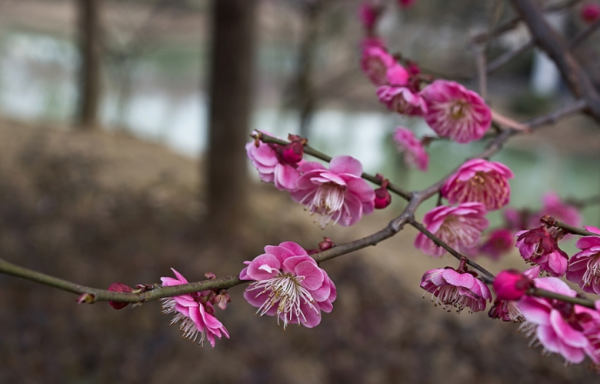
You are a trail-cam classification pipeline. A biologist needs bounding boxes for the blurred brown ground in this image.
[0,120,599,384]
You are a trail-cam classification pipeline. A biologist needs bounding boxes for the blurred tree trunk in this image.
[76,0,101,130]
[297,2,322,139]
[206,0,256,236]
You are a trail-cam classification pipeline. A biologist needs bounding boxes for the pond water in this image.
[1,30,599,228]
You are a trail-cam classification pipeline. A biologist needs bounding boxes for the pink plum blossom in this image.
[246,136,303,192]
[291,156,375,227]
[360,45,396,86]
[581,3,600,23]
[421,80,492,143]
[240,242,336,328]
[479,228,514,260]
[515,226,569,277]
[519,277,600,365]
[420,265,491,313]
[161,269,230,347]
[414,202,489,257]
[386,63,410,87]
[392,127,429,171]
[567,226,600,294]
[540,192,582,229]
[377,86,428,116]
[441,159,513,211]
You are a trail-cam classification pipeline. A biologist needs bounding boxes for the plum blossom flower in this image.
[246,134,304,192]
[567,226,600,294]
[161,269,230,347]
[291,156,375,227]
[240,242,336,328]
[392,127,428,171]
[421,80,491,143]
[420,262,491,313]
[479,228,514,260]
[519,277,600,365]
[515,226,569,277]
[360,45,396,86]
[414,202,489,257]
[441,159,513,211]
[581,3,600,23]
[377,86,428,116]
[540,192,582,229]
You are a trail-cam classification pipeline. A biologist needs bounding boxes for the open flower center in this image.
[582,254,600,287]
[450,101,470,120]
[437,216,481,249]
[429,285,480,314]
[248,272,317,328]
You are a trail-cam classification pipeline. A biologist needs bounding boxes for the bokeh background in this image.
[1,0,600,382]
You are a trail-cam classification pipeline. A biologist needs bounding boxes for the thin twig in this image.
[487,40,534,75]
[408,220,495,283]
[255,133,413,200]
[531,287,596,309]
[569,18,600,49]
[540,215,600,237]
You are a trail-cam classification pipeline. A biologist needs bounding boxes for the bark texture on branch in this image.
[510,0,600,121]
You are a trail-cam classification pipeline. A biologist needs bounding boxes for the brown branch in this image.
[540,215,600,237]
[569,18,600,49]
[531,287,595,309]
[486,40,534,75]
[472,0,581,44]
[255,133,413,200]
[408,220,495,283]
[510,0,600,122]
[567,194,600,209]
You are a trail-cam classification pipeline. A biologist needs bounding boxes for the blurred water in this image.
[1,30,599,226]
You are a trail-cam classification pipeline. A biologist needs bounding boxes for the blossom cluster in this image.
[121,1,600,377]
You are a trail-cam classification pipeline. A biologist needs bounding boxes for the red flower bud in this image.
[374,187,392,209]
[493,270,532,301]
[282,141,304,164]
[581,3,600,23]
[108,282,134,310]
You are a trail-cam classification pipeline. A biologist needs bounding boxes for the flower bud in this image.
[282,141,304,164]
[374,187,392,209]
[493,270,532,301]
[581,3,600,23]
[108,282,133,310]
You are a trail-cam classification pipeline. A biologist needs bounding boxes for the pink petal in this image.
[282,255,316,274]
[293,260,325,290]
[264,245,295,263]
[549,310,589,348]
[246,254,281,280]
[329,156,363,177]
[278,241,308,256]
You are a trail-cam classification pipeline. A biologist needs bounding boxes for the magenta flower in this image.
[161,269,230,347]
[386,63,409,87]
[489,266,539,323]
[519,277,600,365]
[479,228,514,260]
[414,203,489,257]
[246,137,303,192]
[515,226,569,277]
[581,3,600,23]
[493,270,532,301]
[360,46,396,86]
[359,2,378,31]
[291,156,375,227]
[392,127,429,171]
[567,226,600,294]
[540,192,582,229]
[421,80,491,143]
[420,265,491,313]
[441,159,514,211]
[240,242,336,328]
[377,86,428,116]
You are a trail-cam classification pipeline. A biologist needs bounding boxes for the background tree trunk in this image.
[206,0,256,237]
[76,0,101,130]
